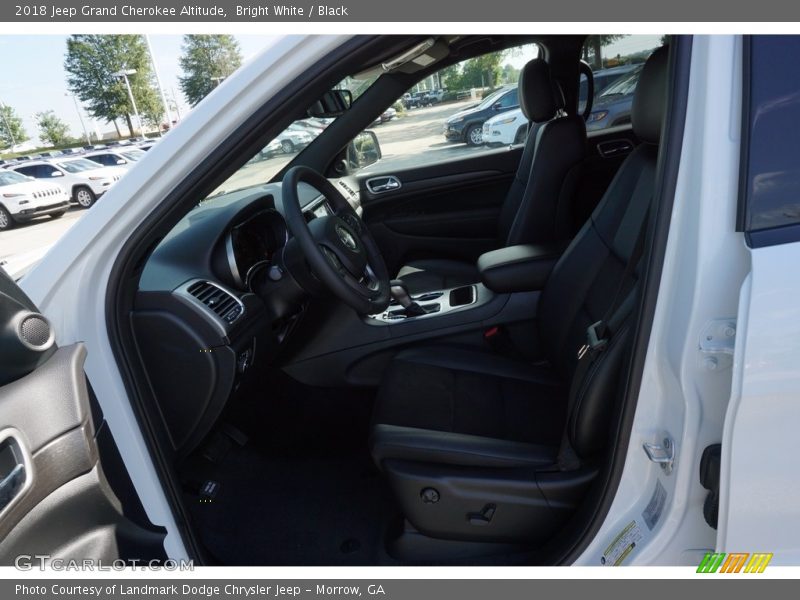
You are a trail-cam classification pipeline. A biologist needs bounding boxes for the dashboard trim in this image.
[173,278,246,337]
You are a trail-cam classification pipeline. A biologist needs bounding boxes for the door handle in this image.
[366,176,402,194]
[0,429,31,515]
[597,139,634,158]
[0,464,25,512]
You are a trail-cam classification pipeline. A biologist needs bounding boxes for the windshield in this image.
[205,74,380,199]
[121,149,146,161]
[0,171,31,186]
[57,158,103,173]
[476,88,510,110]
[599,67,643,99]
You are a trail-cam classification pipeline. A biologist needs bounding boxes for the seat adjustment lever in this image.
[468,503,496,526]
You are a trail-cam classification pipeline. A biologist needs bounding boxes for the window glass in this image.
[56,158,103,173]
[206,74,380,198]
[352,43,540,175]
[121,150,146,161]
[743,35,800,238]
[579,35,665,131]
[15,166,37,177]
[205,42,540,197]
[0,170,29,186]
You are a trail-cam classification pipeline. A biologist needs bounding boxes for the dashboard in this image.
[226,210,288,290]
[133,178,360,458]
[139,178,358,296]
[226,195,334,290]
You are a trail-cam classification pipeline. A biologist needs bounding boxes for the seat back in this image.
[498,59,587,247]
[537,45,668,458]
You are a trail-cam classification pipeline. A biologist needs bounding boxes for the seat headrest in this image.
[518,58,564,123]
[631,45,669,145]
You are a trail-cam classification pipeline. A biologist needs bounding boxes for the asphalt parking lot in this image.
[0,99,485,270]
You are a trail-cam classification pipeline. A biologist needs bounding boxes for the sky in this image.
[0,35,276,147]
[0,34,663,147]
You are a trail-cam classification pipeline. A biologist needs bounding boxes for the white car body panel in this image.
[482,107,525,145]
[718,243,800,564]
[0,178,69,215]
[11,160,125,198]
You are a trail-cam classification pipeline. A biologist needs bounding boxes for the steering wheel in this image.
[278,166,391,314]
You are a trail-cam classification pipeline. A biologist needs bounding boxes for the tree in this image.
[501,64,521,85]
[582,35,627,69]
[0,104,29,148]
[36,111,71,147]
[179,35,243,107]
[444,50,509,91]
[64,35,162,136]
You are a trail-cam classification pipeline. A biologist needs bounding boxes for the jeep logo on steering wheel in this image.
[335,223,359,251]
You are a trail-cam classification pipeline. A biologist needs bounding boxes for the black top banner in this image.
[2,0,800,22]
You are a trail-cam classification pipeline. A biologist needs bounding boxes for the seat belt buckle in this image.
[578,321,608,360]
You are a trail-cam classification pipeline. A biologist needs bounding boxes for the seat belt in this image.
[577,217,649,362]
[557,208,650,471]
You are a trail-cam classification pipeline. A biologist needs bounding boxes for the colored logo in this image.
[696,552,773,573]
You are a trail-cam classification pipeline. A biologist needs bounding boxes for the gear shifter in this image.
[389,279,427,317]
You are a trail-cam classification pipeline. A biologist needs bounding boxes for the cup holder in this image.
[449,285,476,307]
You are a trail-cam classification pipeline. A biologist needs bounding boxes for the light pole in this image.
[65,93,91,145]
[0,99,17,147]
[170,87,182,121]
[145,34,171,136]
[113,68,143,137]
[211,76,225,87]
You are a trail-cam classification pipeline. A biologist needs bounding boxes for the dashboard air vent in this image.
[186,281,243,323]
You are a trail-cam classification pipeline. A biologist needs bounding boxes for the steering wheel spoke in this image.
[278,166,390,314]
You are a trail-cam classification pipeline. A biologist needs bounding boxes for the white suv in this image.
[10,157,124,208]
[482,107,527,146]
[0,169,70,230]
[84,147,147,171]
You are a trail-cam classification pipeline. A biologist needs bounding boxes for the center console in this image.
[371,283,479,322]
[283,244,565,387]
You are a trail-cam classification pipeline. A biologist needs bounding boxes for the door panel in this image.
[357,148,523,274]
[356,128,637,275]
[0,270,165,564]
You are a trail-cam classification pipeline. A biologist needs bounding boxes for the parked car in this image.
[9,157,124,208]
[482,107,527,146]
[425,88,447,104]
[578,63,643,115]
[586,64,643,131]
[257,138,285,159]
[372,106,397,125]
[291,119,327,136]
[404,90,429,109]
[84,148,147,171]
[0,169,70,230]
[275,124,315,154]
[443,86,519,145]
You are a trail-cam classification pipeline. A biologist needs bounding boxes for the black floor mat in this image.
[183,444,399,565]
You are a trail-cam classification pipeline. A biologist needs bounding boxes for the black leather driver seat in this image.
[370,46,668,548]
[397,58,587,294]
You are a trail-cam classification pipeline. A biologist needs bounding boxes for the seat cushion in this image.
[396,259,479,294]
[370,346,567,468]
